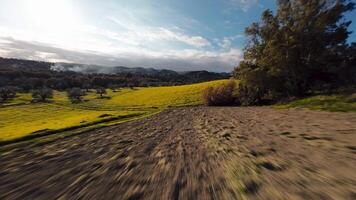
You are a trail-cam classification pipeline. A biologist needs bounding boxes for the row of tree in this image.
[0,86,110,103]
[0,69,159,92]
[233,0,356,105]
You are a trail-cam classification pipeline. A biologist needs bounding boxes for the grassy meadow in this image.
[0,80,228,142]
[1,78,354,144]
[275,94,356,112]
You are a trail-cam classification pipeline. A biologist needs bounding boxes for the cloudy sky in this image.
[0,0,355,72]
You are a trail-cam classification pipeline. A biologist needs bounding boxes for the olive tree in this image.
[31,87,53,102]
[96,87,107,98]
[67,87,86,103]
[0,86,17,102]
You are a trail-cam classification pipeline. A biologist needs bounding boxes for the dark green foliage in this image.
[31,87,53,102]
[0,86,17,102]
[235,0,355,105]
[67,88,86,103]
[203,80,237,106]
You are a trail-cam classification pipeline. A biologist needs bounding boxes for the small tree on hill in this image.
[108,84,119,92]
[0,86,17,102]
[96,87,107,98]
[31,87,53,102]
[67,87,86,103]
[82,83,91,92]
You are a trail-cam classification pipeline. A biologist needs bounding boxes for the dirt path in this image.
[1,107,356,200]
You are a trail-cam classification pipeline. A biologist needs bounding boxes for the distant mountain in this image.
[50,63,180,76]
[182,70,231,81]
[0,57,52,72]
[0,57,230,75]
[0,57,231,84]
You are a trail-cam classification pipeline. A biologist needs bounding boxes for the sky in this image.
[0,0,355,72]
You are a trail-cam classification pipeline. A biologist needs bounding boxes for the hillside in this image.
[0,80,228,142]
[0,57,230,88]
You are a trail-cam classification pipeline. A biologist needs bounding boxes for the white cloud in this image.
[228,0,259,12]
[0,1,243,72]
[0,37,242,72]
[217,35,243,49]
[106,16,211,48]
[157,28,211,47]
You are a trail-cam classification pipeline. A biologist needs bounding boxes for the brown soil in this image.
[1,107,356,200]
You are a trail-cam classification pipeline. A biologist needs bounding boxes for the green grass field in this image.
[275,94,356,112]
[0,80,228,142]
[2,79,354,144]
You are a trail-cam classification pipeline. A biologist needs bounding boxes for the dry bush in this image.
[203,80,237,106]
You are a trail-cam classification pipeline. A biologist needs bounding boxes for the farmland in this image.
[0,80,228,142]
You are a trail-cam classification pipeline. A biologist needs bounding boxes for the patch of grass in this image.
[256,161,284,171]
[275,94,356,112]
[0,103,144,141]
[0,111,159,152]
[103,80,229,108]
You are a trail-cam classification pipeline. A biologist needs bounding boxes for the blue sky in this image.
[0,0,354,72]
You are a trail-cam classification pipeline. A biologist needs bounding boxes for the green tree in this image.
[0,86,17,102]
[96,87,107,98]
[67,88,86,103]
[31,87,53,102]
[235,0,355,105]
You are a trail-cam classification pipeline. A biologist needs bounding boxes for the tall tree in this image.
[235,0,355,105]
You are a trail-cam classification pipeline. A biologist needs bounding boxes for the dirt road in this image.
[1,107,356,200]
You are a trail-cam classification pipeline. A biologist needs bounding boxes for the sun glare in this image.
[24,0,83,32]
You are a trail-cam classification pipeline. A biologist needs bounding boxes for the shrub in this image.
[67,87,86,103]
[96,87,107,98]
[0,86,17,102]
[203,80,237,106]
[236,84,273,106]
[31,87,53,102]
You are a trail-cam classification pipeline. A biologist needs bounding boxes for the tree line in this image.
[0,85,111,103]
[0,67,176,92]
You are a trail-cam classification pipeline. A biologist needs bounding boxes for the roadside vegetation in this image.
[203,80,238,106]
[275,94,356,112]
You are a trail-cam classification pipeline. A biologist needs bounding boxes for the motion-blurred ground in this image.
[1,107,355,200]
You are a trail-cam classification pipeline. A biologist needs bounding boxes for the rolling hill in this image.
[0,80,228,142]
